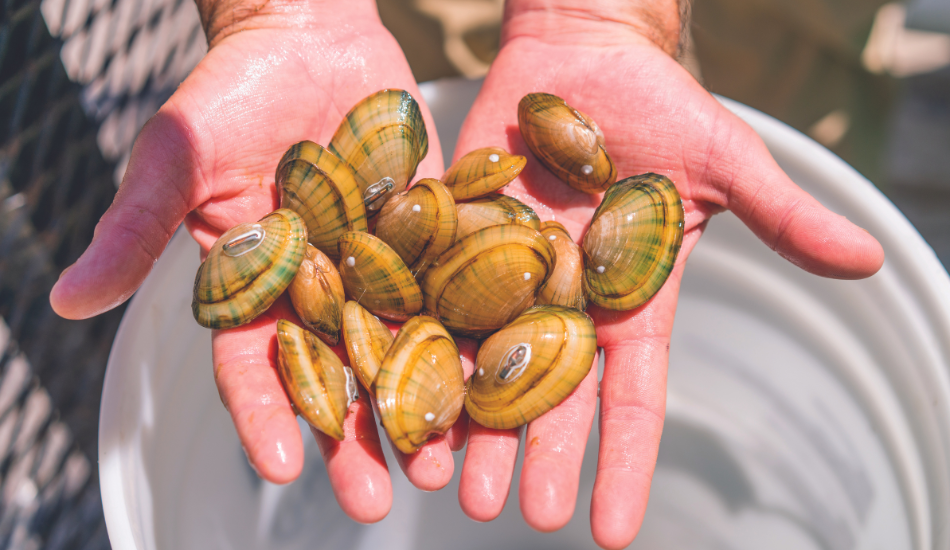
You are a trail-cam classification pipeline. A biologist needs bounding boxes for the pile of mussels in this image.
[191,89,684,454]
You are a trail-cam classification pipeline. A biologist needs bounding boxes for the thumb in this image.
[700,105,885,280]
[50,108,207,319]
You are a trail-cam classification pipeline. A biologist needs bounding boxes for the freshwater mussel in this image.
[192,208,307,329]
[583,173,684,310]
[466,305,597,429]
[518,92,617,194]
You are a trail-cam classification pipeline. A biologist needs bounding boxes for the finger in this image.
[391,436,456,491]
[697,103,884,279]
[211,300,304,484]
[585,229,698,549]
[50,107,211,320]
[458,423,523,522]
[314,384,392,523]
[519,363,598,532]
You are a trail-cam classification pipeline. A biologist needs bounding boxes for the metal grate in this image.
[0,0,128,544]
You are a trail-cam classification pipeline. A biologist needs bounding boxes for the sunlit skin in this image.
[49,0,884,548]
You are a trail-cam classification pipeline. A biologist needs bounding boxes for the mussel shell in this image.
[518,93,617,194]
[342,300,395,396]
[536,222,587,311]
[288,244,345,346]
[465,306,596,429]
[442,147,526,201]
[338,231,424,321]
[376,315,464,453]
[421,224,556,338]
[328,89,429,212]
[276,141,368,261]
[455,193,540,241]
[193,209,307,329]
[276,320,358,441]
[582,173,684,310]
[375,178,458,278]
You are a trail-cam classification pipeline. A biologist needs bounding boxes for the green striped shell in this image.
[375,178,458,278]
[276,141,368,261]
[276,320,359,441]
[337,231,424,321]
[342,300,394,396]
[329,89,429,213]
[192,209,307,329]
[421,224,556,338]
[518,93,617,194]
[376,315,464,453]
[455,193,540,241]
[536,221,587,311]
[442,147,526,200]
[466,306,596,429]
[582,173,684,310]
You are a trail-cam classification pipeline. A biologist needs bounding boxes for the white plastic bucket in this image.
[99,79,950,550]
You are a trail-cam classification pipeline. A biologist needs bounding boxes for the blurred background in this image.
[0,0,946,546]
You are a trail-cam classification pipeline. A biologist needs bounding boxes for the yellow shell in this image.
[465,306,597,429]
[288,244,345,346]
[376,316,464,453]
[421,224,555,338]
[276,141,368,261]
[329,89,429,213]
[536,222,587,311]
[276,320,359,441]
[337,231,424,321]
[442,147,526,200]
[375,178,458,278]
[192,209,307,329]
[455,193,540,241]
[341,300,394,396]
[518,93,617,194]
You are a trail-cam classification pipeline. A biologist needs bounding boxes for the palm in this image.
[452,36,884,548]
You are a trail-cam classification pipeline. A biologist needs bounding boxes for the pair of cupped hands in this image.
[49,0,885,547]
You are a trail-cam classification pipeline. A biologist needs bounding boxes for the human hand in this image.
[48,0,468,523]
[451,1,885,547]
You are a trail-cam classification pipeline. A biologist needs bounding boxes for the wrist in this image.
[501,0,683,56]
[196,0,381,48]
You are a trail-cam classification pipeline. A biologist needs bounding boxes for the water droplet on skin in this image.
[222,225,265,257]
[412,204,421,212]
[488,153,500,163]
[424,412,435,421]
[596,265,606,274]
[346,256,356,267]
[581,164,594,175]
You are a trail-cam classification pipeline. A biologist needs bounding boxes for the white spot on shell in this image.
[524,272,531,281]
[346,256,356,267]
[627,213,634,222]
[596,265,606,274]
[581,164,594,175]
[412,204,421,212]
[548,235,557,241]
[478,368,485,376]
[424,412,435,421]
[488,154,500,162]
